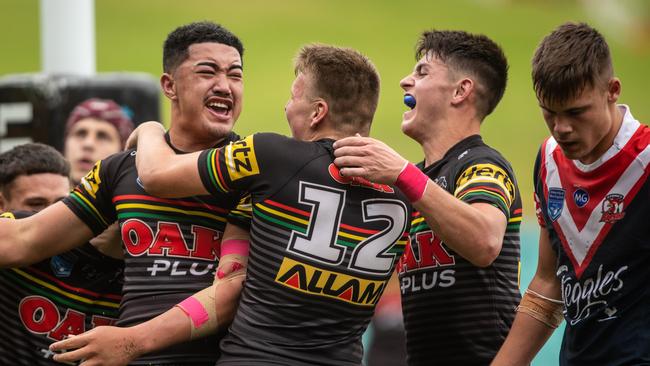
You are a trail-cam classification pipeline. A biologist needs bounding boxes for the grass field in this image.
[2,1,649,364]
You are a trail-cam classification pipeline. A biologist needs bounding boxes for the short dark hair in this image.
[294,44,380,130]
[532,22,612,106]
[0,143,70,198]
[163,21,244,73]
[416,30,508,120]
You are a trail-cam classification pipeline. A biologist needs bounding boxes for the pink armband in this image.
[395,162,429,202]
[176,297,209,327]
[220,239,249,257]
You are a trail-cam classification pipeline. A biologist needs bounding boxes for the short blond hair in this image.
[294,44,380,130]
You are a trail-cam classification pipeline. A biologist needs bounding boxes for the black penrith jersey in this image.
[62,133,246,365]
[397,135,522,366]
[0,211,123,366]
[198,133,412,366]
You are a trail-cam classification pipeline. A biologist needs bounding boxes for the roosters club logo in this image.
[600,193,625,223]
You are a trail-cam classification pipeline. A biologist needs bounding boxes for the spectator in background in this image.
[64,98,134,184]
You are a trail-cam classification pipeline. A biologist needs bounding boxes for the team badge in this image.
[81,161,102,199]
[434,176,447,189]
[600,193,625,223]
[50,255,75,277]
[547,187,565,222]
[573,188,589,208]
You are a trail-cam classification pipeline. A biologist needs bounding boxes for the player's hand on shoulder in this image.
[125,121,165,150]
[333,134,407,185]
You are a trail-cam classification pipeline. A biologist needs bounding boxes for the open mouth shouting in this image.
[205,97,233,122]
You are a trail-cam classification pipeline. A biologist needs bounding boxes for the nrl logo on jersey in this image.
[600,193,625,223]
[547,187,565,222]
[434,176,447,189]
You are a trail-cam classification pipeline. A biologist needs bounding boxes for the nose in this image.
[212,73,231,96]
[552,115,573,136]
[400,74,414,91]
[81,133,95,149]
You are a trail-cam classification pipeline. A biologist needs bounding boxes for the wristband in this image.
[177,297,209,328]
[220,239,249,257]
[395,162,429,202]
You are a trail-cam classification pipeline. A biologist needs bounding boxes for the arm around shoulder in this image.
[134,122,207,198]
[0,202,93,267]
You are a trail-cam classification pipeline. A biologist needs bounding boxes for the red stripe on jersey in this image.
[265,199,311,217]
[214,148,231,192]
[25,266,122,301]
[113,194,228,214]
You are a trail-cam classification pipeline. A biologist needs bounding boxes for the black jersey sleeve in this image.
[62,152,124,236]
[532,145,549,229]
[452,152,517,220]
[198,133,321,197]
[227,193,252,230]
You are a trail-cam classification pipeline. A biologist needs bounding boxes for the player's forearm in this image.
[413,183,505,267]
[135,123,176,196]
[135,123,207,198]
[0,220,31,267]
[491,311,556,366]
[129,307,192,357]
[134,273,244,355]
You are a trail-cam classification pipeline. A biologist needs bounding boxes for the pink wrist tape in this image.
[176,297,209,327]
[220,239,250,257]
[395,162,428,202]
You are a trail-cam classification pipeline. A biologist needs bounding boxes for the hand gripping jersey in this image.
[534,106,650,365]
[62,133,247,365]
[197,133,412,366]
[0,211,123,366]
[396,135,522,366]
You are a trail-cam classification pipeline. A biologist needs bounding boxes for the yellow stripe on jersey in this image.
[12,268,119,308]
[255,203,309,226]
[73,191,110,227]
[225,135,260,181]
[115,203,226,222]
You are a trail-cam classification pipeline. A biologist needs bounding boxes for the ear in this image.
[607,77,621,103]
[310,99,329,128]
[160,73,177,101]
[451,78,474,106]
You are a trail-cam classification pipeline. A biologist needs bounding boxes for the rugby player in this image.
[0,143,123,365]
[55,44,413,366]
[492,22,650,365]
[333,30,522,365]
[0,21,248,365]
